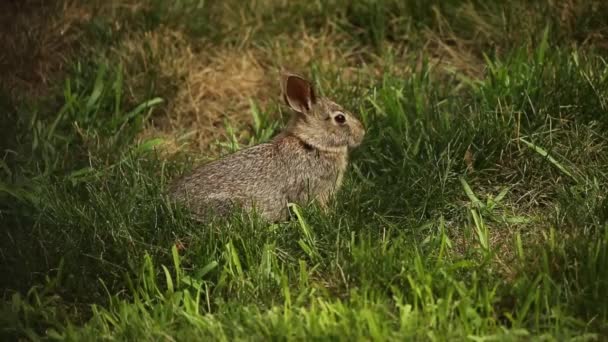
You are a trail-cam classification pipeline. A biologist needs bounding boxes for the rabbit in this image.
[169,72,366,222]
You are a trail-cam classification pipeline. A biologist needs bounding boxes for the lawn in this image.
[1,0,608,340]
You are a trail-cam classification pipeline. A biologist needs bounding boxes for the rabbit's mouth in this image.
[348,138,364,148]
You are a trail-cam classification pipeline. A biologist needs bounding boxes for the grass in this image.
[1,0,608,340]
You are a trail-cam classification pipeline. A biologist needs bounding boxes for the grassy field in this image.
[1,0,608,340]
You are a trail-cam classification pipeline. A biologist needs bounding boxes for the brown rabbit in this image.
[169,73,366,222]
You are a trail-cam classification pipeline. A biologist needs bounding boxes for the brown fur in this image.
[169,73,365,222]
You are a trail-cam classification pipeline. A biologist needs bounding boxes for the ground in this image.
[1,0,607,340]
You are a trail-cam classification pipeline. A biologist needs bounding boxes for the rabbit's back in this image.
[170,142,290,220]
[172,143,279,193]
[170,135,346,221]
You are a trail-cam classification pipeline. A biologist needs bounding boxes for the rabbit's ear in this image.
[282,74,316,113]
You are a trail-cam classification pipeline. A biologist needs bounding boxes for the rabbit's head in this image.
[281,73,365,152]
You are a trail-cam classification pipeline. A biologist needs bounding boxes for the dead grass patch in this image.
[115,28,274,155]
[126,23,482,155]
[124,27,379,155]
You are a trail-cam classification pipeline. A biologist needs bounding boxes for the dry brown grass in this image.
[120,26,380,155]
[125,25,485,155]
[121,30,276,155]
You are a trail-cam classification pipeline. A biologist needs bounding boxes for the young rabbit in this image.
[169,73,365,222]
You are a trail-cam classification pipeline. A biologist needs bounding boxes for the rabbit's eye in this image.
[334,114,346,124]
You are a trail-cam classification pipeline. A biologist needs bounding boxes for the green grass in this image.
[2,0,608,340]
